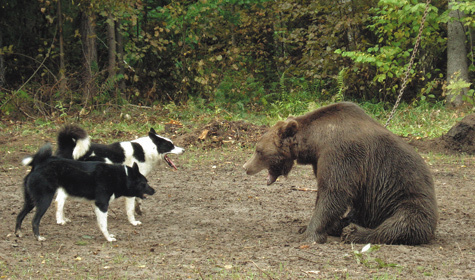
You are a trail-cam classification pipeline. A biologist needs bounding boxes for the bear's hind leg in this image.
[341,203,437,245]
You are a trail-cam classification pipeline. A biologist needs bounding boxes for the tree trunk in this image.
[0,28,5,87]
[81,10,97,105]
[115,21,126,95]
[58,0,66,94]
[447,0,469,108]
[107,12,116,81]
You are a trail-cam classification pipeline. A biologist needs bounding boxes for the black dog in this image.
[15,144,155,242]
[53,125,184,226]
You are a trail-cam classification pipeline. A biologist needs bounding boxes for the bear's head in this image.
[243,119,298,185]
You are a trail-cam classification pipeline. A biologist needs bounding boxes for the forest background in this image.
[0,0,474,120]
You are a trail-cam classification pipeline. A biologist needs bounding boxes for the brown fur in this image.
[243,102,438,245]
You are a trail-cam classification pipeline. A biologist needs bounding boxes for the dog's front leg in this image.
[55,188,71,225]
[94,206,116,242]
[125,197,141,226]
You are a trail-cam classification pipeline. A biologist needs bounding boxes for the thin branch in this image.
[11,52,58,82]
[250,260,274,280]
[0,28,58,112]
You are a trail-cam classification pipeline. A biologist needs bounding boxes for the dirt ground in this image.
[0,120,474,279]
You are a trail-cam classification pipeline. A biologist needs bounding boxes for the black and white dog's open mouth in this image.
[164,154,178,170]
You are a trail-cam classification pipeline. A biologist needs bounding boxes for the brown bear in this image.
[243,102,438,245]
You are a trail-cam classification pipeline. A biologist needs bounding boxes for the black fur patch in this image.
[132,142,146,162]
[82,143,126,163]
[150,134,175,154]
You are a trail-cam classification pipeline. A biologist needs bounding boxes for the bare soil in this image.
[0,120,474,279]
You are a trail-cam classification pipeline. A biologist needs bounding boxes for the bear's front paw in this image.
[304,230,327,244]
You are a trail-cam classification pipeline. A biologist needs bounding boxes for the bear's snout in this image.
[242,162,252,175]
[243,155,263,176]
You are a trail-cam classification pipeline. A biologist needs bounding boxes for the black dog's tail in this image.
[22,143,53,167]
[56,124,90,159]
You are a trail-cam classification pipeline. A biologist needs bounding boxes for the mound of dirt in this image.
[441,114,475,154]
[410,114,475,155]
[167,120,268,149]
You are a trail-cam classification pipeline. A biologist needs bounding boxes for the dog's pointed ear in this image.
[132,162,140,174]
[148,128,158,140]
[278,120,298,139]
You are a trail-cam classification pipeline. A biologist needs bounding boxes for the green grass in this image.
[3,99,469,142]
[362,101,467,138]
[170,99,469,139]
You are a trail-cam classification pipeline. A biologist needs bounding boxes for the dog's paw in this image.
[15,231,23,238]
[106,234,116,242]
[36,235,46,242]
[57,218,71,225]
[57,220,68,225]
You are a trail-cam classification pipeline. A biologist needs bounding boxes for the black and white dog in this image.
[16,144,155,242]
[53,125,184,226]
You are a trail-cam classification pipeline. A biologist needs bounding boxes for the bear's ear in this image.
[278,120,298,139]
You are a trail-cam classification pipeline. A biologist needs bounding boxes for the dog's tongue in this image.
[164,154,178,170]
[267,172,277,185]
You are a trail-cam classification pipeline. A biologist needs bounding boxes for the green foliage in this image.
[0,45,14,55]
[214,72,265,112]
[0,91,11,116]
[335,0,446,102]
[0,90,34,117]
[445,71,475,105]
[97,74,127,105]
[448,1,475,28]
[334,67,347,102]
[0,0,464,116]
[262,74,325,119]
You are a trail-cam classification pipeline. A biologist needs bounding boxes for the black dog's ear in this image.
[149,128,156,134]
[132,162,140,174]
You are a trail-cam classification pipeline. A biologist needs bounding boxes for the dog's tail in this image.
[56,125,90,159]
[22,143,53,167]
